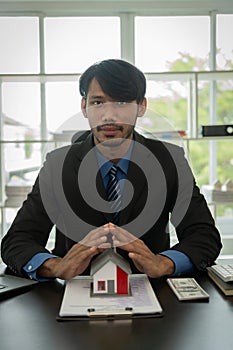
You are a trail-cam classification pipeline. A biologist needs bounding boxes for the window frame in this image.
[0,6,233,256]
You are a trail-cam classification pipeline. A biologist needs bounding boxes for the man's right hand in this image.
[37,225,110,280]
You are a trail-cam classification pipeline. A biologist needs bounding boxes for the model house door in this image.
[107,280,115,294]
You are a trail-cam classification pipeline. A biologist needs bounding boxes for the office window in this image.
[2,82,41,137]
[2,82,42,184]
[0,10,233,256]
[44,17,121,73]
[0,17,39,74]
[44,16,121,135]
[46,81,85,133]
[135,16,210,72]
[216,15,233,70]
[0,16,40,237]
[144,76,191,135]
[0,15,121,237]
[197,75,233,126]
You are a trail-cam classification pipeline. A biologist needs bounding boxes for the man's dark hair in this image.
[79,59,146,103]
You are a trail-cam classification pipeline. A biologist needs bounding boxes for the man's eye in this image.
[94,101,102,105]
[92,101,103,106]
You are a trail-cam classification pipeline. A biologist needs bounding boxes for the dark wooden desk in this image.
[0,274,232,350]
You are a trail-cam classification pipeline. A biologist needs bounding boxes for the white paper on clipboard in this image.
[58,274,163,319]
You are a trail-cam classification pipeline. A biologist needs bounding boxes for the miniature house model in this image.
[90,249,132,296]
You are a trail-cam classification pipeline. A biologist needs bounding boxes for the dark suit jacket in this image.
[1,131,222,276]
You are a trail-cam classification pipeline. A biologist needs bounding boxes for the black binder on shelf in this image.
[202,124,233,137]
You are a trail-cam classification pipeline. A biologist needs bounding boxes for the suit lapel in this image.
[71,133,113,223]
[119,133,153,226]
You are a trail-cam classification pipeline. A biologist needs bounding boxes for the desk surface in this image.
[0,273,232,350]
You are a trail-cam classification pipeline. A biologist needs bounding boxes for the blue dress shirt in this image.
[23,139,194,280]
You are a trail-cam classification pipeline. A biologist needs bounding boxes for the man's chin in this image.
[100,137,126,147]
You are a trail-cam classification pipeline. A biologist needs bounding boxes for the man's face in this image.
[81,78,146,148]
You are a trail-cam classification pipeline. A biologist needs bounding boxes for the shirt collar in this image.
[94,139,134,177]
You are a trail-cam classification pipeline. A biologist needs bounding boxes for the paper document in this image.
[59,274,163,319]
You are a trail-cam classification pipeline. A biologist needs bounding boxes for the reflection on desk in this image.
[0,274,233,350]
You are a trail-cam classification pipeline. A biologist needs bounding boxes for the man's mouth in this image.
[97,124,123,134]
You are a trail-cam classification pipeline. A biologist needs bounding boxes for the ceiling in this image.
[0,0,232,15]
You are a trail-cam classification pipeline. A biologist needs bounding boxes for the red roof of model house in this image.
[90,249,132,296]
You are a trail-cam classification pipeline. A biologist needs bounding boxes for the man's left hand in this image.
[109,223,175,278]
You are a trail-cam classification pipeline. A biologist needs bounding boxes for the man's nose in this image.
[101,102,118,121]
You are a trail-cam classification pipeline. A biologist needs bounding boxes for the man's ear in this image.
[137,98,147,118]
[81,97,87,117]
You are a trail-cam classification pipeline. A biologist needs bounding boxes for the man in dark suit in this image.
[1,59,222,281]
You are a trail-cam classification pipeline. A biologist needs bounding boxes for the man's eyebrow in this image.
[89,95,104,100]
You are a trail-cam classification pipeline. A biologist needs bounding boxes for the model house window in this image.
[98,281,106,292]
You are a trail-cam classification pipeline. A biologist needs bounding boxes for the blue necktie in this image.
[106,164,122,224]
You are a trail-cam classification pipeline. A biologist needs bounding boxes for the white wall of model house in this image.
[93,261,117,294]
